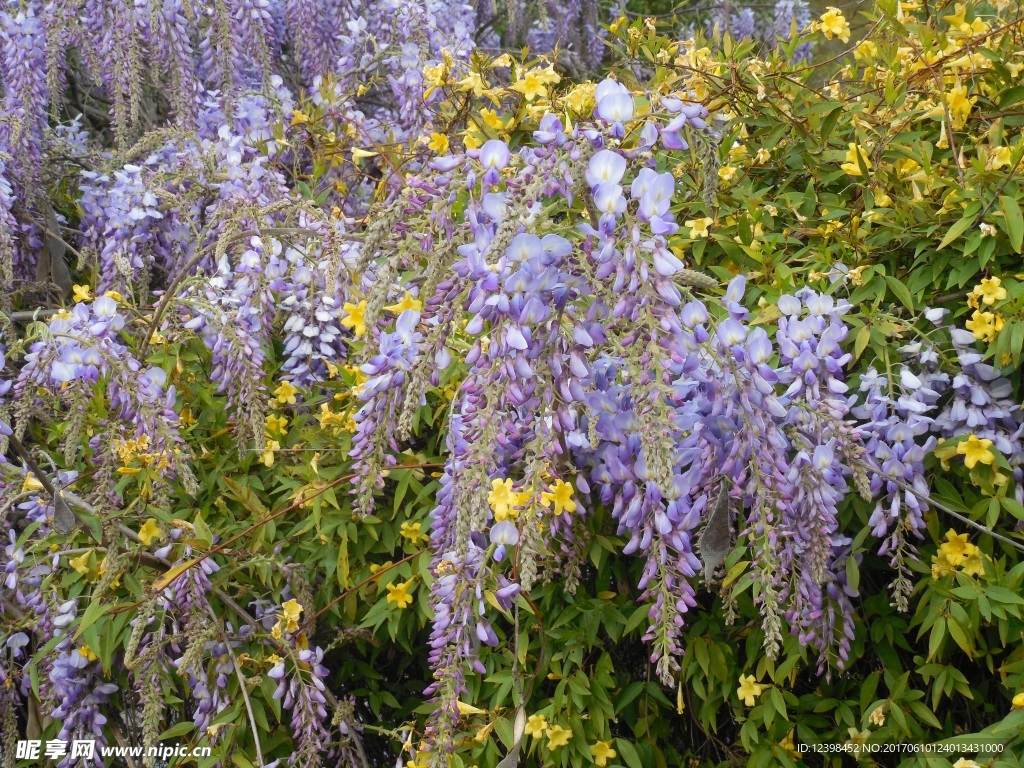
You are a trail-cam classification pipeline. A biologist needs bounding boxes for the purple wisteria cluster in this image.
[699,0,813,62]
[343,77,899,758]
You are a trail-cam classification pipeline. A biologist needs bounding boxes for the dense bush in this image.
[2,1,1024,767]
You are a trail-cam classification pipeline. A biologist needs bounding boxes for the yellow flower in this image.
[946,82,976,130]
[427,132,450,154]
[400,522,426,543]
[524,714,548,738]
[855,40,878,59]
[873,189,892,207]
[274,381,300,405]
[383,291,423,314]
[563,82,596,115]
[78,645,99,663]
[480,108,505,131]
[455,700,488,716]
[386,579,415,609]
[1013,692,1024,708]
[957,435,995,470]
[341,300,367,337]
[736,674,765,706]
[511,69,554,101]
[685,217,713,238]
[462,131,483,150]
[457,71,488,95]
[72,284,93,302]
[138,519,162,546]
[21,473,45,494]
[718,166,737,183]
[488,478,518,520]
[261,440,281,467]
[266,413,289,434]
[541,479,577,516]
[974,276,1006,306]
[280,599,303,632]
[953,760,981,768]
[819,8,850,43]
[840,143,872,176]
[591,740,616,767]
[868,705,886,727]
[988,146,1012,170]
[939,530,971,566]
[70,552,92,575]
[546,725,571,749]
[960,545,986,577]
[931,551,955,579]
[965,310,1000,342]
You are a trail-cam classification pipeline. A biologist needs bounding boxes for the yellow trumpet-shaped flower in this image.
[957,435,995,469]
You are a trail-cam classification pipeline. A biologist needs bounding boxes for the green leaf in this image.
[615,739,643,768]
[73,600,109,640]
[937,215,975,251]
[884,276,914,311]
[999,195,1024,253]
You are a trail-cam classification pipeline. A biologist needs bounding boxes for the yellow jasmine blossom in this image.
[383,291,423,314]
[541,479,577,516]
[456,700,488,716]
[1012,692,1024,708]
[427,132,450,154]
[952,760,981,768]
[819,8,851,43]
[591,740,617,767]
[946,82,976,130]
[524,714,548,738]
[855,40,878,59]
[21,473,45,493]
[70,552,92,575]
[987,146,1012,170]
[457,71,488,95]
[386,579,415,609]
[737,674,765,706]
[280,599,303,632]
[480,108,505,131]
[974,276,1006,306]
[940,530,971,566]
[261,440,281,467]
[931,551,955,579]
[718,166,737,183]
[79,645,99,663]
[563,82,596,115]
[490,53,512,68]
[957,435,995,469]
[266,413,289,434]
[369,562,394,582]
[685,217,714,238]
[868,705,886,727]
[138,519,162,546]
[72,284,93,302]
[341,300,367,337]
[960,545,986,577]
[511,67,559,101]
[546,725,571,749]
[965,310,1002,342]
[273,380,299,405]
[488,478,517,520]
[840,143,872,176]
[400,521,426,543]
[462,131,483,150]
